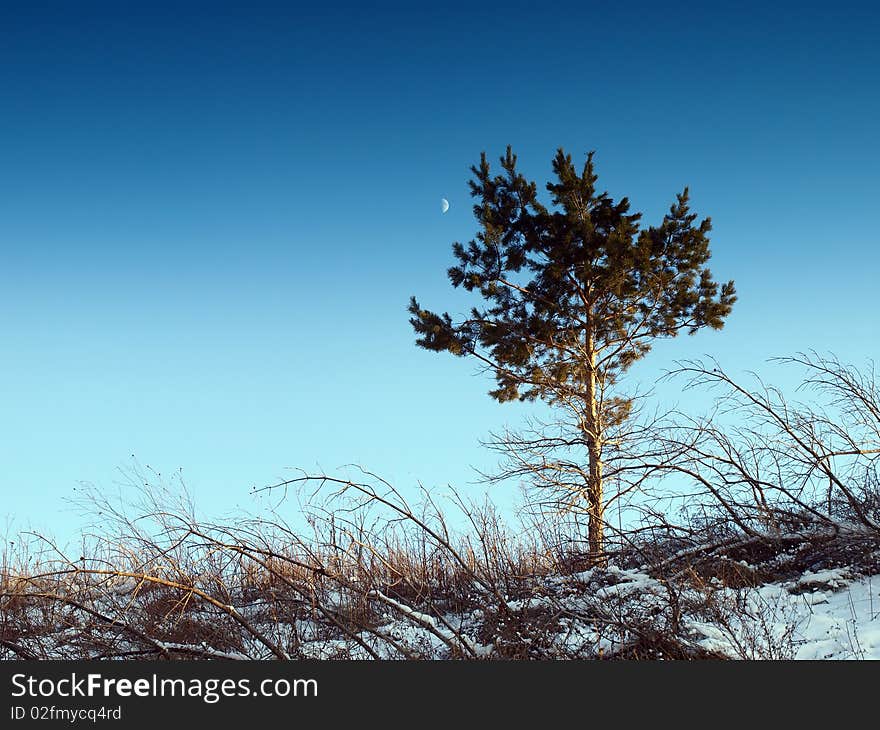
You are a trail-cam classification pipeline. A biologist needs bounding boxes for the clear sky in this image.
[2,1,878,542]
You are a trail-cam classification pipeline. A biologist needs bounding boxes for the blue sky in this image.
[1,2,878,541]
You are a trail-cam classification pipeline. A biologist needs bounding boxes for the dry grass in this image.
[2,469,874,661]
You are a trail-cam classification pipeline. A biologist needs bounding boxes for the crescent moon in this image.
[441,198,449,213]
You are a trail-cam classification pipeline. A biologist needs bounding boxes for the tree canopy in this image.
[409,146,737,560]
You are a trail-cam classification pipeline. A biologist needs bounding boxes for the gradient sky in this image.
[2,2,878,542]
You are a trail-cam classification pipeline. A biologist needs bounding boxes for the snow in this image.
[791,576,880,659]
[154,642,252,660]
[320,568,878,660]
[371,590,494,657]
[794,567,852,590]
[6,546,880,660]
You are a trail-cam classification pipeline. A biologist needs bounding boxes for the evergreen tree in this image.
[409,147,736,563]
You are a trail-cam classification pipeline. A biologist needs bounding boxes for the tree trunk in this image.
[584,336,606,567]
[586,435,605,566]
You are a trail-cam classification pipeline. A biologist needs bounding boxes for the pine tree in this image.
[409,147,736,563]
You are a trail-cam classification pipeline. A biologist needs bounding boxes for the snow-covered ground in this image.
[767,570,880,659]
[6,541,880,660]
[290,565,880,660]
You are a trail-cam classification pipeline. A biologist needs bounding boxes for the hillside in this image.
[4,496,879,660]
